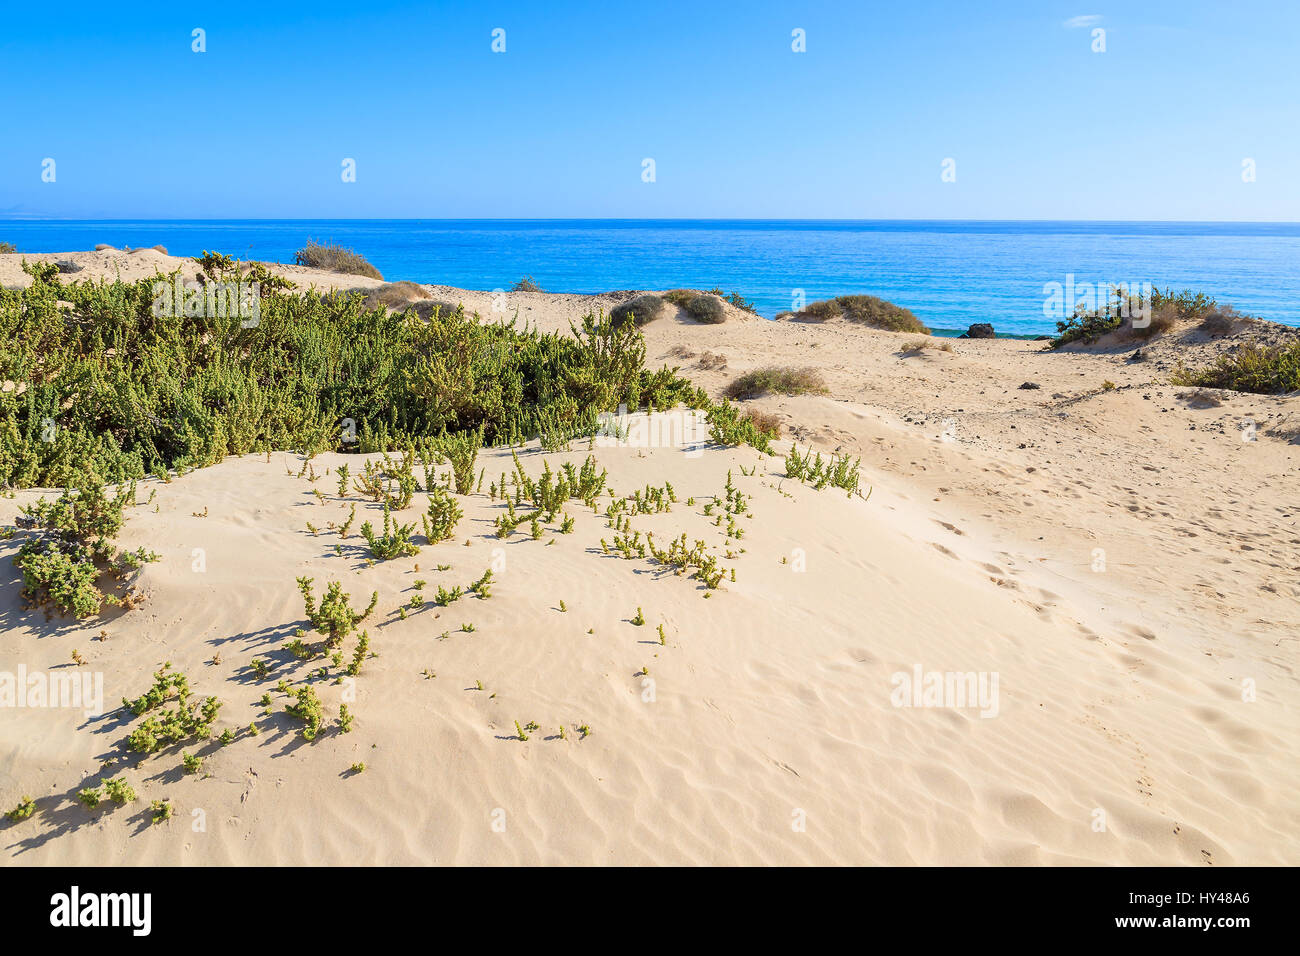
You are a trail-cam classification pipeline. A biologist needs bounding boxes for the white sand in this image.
[1,250,1297,865]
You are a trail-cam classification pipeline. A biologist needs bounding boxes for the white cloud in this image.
[1064,15,1103,29]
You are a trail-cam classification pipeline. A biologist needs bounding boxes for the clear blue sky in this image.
[2,0,1296,220]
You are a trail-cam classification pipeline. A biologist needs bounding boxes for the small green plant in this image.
[6,796,36,821]
[350,762,366,774]
[785,444,862,496]
[285,685,326,740]
[422,483,463,543]
[298,577,378,648]
[468,568,494,599]
[104,776,136,804]
[434,583,464,606]
[360,501,420,560]
[78,786,102,809]
[337,703,354,733]
[347,632,370,676]
[150,800,174,824]
[250,657,270,680]
[631,607,645,626]
[515,720,529,741]
[182,752,203,774]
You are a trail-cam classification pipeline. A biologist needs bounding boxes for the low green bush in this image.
[1171,342,1300,394]
[0,261,723,488]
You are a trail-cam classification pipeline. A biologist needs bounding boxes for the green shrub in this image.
[432,428,482,496]
[1051,286,1215,348]
[297,577,378,648]
[609,294,666,328]
[686,294,727,324]
[0,242,16,254]
[1170,342,1300,395]
[293,240,383,280]
[122,665,221,754]
[707,401,775,453]
[360,501,420,559]
[422,484,462,543]
[286,685,326,740]
[11,479,155,618]
[723,366,828,400]
[511,276,543,292]
[6,796,36,821]
[785,444,862,496]
[0,264,710,487]
[103,776,136,804]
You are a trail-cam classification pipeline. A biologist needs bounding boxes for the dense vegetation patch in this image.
[0,257,741,488]
[1050,287,1219,348]
[293,240,383,280]
[8,478,157,618]
[1170,342,1300,395]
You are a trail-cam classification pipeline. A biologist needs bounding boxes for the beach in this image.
[1,248,1296,866]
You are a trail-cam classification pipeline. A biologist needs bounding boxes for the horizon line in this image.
[4,216,1300,226]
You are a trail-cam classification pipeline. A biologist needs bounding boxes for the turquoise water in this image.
[2,219,1297,335]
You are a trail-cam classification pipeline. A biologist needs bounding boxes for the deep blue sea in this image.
[3,219,1297,336]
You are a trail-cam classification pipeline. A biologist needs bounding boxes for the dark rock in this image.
[966,323,995,338]
[1032,335,1051,341]
[1019,382,1041,390]
[55,260,83,274]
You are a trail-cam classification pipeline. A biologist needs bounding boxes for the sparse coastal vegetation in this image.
[1,247,1297,872]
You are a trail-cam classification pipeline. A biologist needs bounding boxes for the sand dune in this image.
[2,251,1297,865]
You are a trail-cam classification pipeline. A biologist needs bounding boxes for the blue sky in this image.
[1,0,1296,220]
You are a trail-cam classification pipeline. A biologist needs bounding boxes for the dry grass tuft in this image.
[294,240,384,280]
[609,293,666,327]
[723,366,828,400]
[685,294,727,324]
[363,281,431,311]
[698,351,728,370]
[899,338,953,354]
[784,294,928,333]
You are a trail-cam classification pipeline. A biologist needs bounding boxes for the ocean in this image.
[3,219,1297,336]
